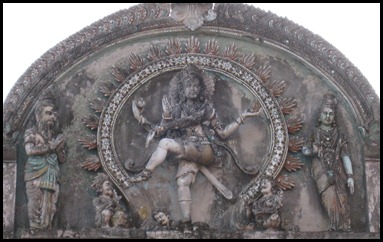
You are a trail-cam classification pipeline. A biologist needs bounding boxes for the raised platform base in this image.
[16,228,380,239]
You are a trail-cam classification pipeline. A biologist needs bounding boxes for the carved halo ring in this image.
[98,54,289,194]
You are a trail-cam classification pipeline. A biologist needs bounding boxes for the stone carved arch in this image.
[3,3,379,239]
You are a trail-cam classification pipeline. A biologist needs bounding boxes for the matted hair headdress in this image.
[168,64,215,106]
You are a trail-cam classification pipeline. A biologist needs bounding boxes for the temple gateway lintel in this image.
[3,3,379,239]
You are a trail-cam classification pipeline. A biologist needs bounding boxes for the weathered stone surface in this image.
[3,162,17,239]
[3,3,379,239]
[366,161,380,233]
[18,228,380,239]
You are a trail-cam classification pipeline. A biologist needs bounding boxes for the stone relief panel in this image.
[91,173,130,228]
[3,162,17,238]
[170,3,217,31]
[89,36,299,232]
[23,94,66,231]
[3,3,378,239]
[303,94,354,231]
[10,34,368,237]
[105,61,276,230]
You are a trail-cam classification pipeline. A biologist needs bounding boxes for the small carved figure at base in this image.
[152,208,181,231]
[250,178,283,231]
[111,210,129,228]
[152,208,171,228]
[92,175,129,228]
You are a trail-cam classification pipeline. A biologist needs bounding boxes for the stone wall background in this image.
[3,3,379,238]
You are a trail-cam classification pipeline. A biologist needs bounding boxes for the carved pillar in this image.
[362,114,380,233]
[3,145,17,239]
[365,159,380,232]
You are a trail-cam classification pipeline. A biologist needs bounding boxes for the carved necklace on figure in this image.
[182,101,203,116]
[319,127,338,149]
[319,127,339,169]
